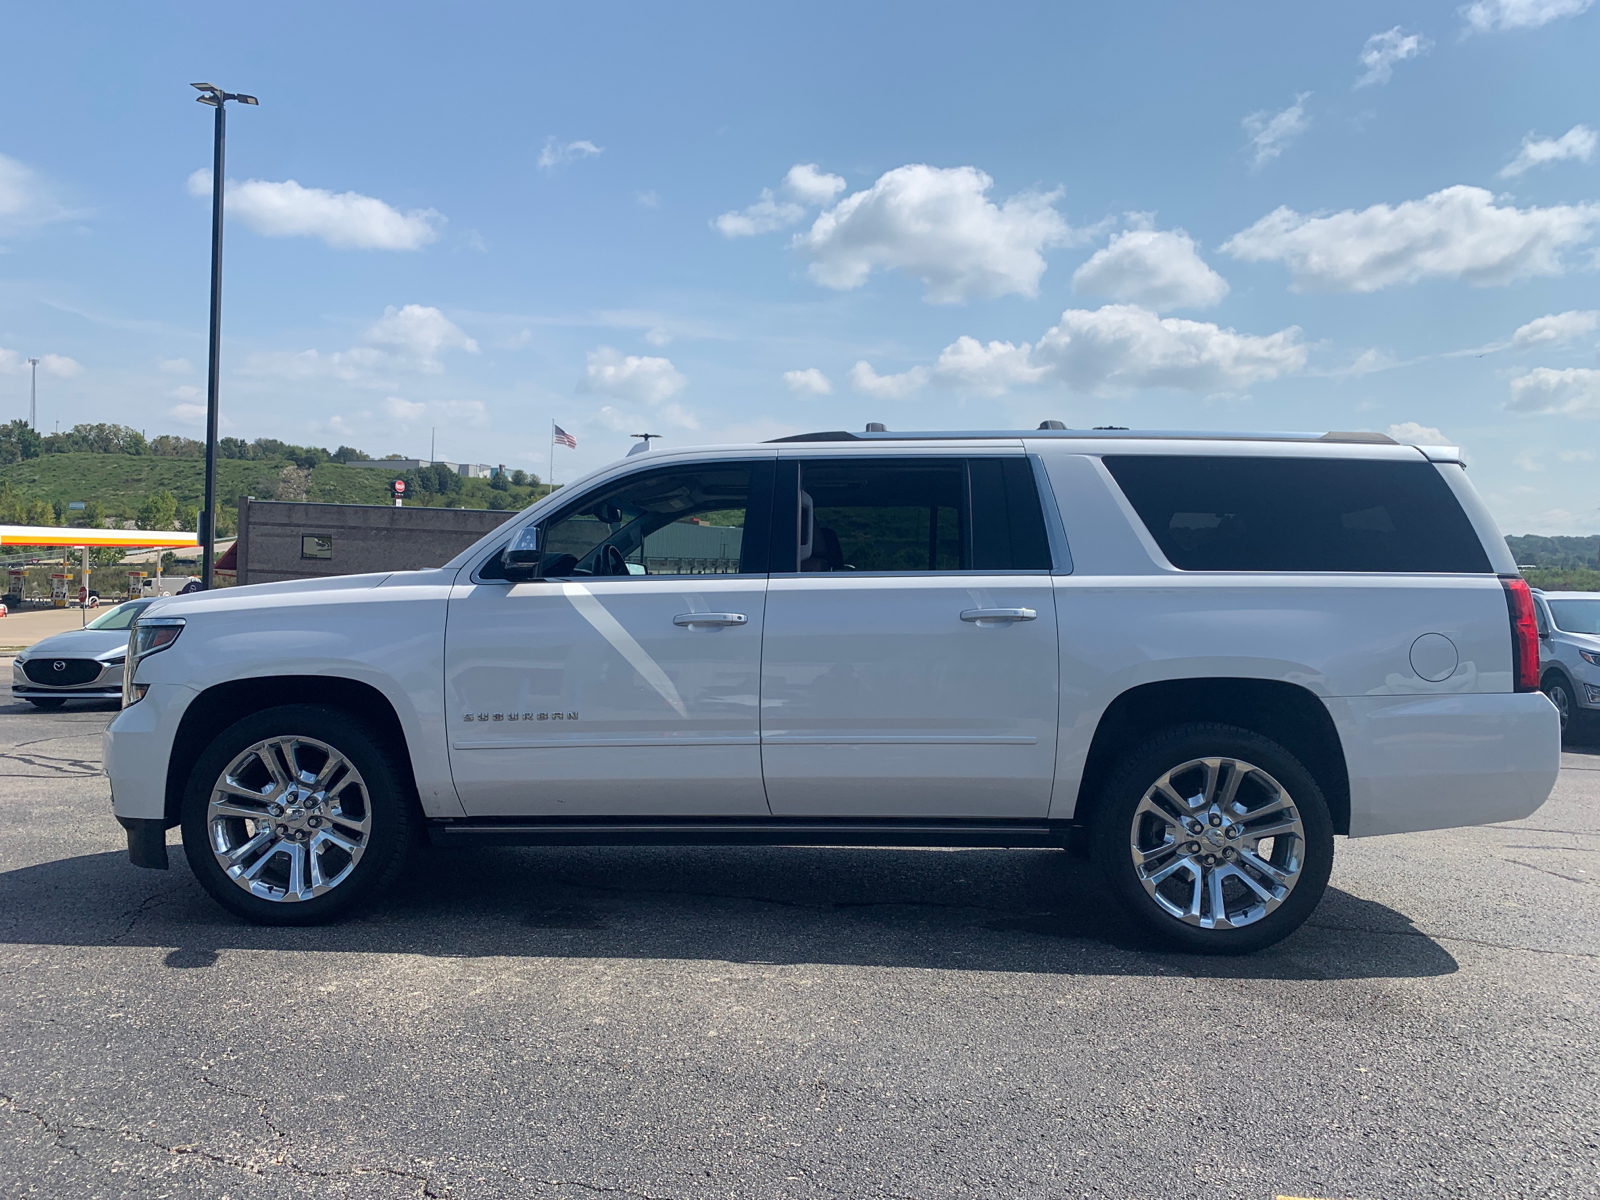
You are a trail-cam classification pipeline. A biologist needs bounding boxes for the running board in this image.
[426,817,1065,849]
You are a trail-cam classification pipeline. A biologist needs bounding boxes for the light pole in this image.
[26,358,38,429]
[191,82,257,590]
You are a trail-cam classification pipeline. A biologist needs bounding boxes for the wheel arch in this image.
[163,675,417,827]
[1071,677,1352,836]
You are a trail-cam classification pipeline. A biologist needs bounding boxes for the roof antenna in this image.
[627,432,661,457]
[1037,420,1066,430]
[864,422,888,432]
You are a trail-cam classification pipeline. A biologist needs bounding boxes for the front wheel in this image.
[1092,723,1334,955]
[181,705,414,925]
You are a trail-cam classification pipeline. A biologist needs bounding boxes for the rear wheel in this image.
[1543,674,1573,737]
[180,705,414,925]
[1092,723,1334,955]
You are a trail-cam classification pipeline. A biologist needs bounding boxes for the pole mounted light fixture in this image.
[191,82,258,590]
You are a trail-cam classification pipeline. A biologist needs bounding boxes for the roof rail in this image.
[768,428,1402,444]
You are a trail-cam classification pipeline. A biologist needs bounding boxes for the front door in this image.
[760,455,1060,818]
[445,457,775,816]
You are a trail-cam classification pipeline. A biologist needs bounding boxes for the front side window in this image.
[1103,455,1492,573]
[539,462,761,577]
[1546,598,1600,634]
[790,457,1052,573]
[85,599,153,631]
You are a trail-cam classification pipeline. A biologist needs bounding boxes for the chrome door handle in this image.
[673,612,748,627]
[960,607,1037,624]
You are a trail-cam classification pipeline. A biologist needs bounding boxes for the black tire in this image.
[1091,722,1335,955]
[27,697,66,710]
[1543,672,1576,741]
[180,704,415,926]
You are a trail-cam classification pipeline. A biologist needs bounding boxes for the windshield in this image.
[1546,598,1600,635]
[84,600,153,631]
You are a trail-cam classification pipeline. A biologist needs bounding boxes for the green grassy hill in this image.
[0,453,547,523]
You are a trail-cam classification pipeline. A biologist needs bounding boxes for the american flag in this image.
[552,424,577,449]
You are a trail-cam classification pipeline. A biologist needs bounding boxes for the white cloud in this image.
[636,190,659,208]
[1508,367,1600,415]
[1559,448,1596,461]
[783,368,834,396]
[538,138,604,169]
[1515,448,1545,471]
[1462,0,1593,33]
[1499,125,1597,177]
[1355,28,1432,88]
[171,385,201,401]
[1071,228,1229,310]
[365,304,479,370]
[932,337,1045,394]
[643,328,672,347]
[794,164,1079,302]
[1242,94,1311,166]
[1331,348,1400,377]
[1031,305,1306,394]
[39,353,80,377]
[1388,422,1452,445]
[1221,185,1600,292]
[714,163,849,237]
[783,164,846,205]
[849,361,929,398]
[1512,309,1600,349]
[714,189,807,237]
[169,403,207,424]
[384,396,426,421]
[187,169,441,250]
[241,304,477,386]
[158,357,194,374]
[578,346,687,404]
[0,152,75,235]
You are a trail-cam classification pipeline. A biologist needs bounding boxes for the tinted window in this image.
[85,599,153,631]
[1547,598,1600,634]
[1103,455,1491,573]
[540,462,765,577]
[790,458,1052,573]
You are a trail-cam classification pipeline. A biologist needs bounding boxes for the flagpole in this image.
[549,420,555,492]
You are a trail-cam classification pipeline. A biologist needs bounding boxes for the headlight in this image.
[1581,650,1600,667]
[123,617,184,707]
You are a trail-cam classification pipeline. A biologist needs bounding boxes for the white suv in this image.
[105,427,1560,954]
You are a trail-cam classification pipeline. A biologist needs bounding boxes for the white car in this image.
[104,427,1560,954]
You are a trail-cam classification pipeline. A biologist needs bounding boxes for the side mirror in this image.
[501,525,543,581]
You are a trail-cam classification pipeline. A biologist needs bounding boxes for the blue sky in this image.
[2,0,1597,532]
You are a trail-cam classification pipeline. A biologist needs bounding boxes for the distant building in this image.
[345,459,495,478]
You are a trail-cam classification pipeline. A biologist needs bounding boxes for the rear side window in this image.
[788,457,1053,573]
[1103,455,1492,573]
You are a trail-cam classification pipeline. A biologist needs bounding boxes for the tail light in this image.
[1501,576,1540,693]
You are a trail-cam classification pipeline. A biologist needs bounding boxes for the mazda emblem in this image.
[52,661,66,672]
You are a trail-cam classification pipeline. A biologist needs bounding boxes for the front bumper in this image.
[1324,692,1561,837]
[104,682,197,824]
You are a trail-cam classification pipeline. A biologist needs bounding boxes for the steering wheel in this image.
[598,544,629,576]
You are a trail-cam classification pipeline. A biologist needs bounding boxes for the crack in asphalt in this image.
[0,750,102,777]
[1307,920,1600,959]
[1,1089,450,1196]
[1495,855,1597,889]
[109,884,189,944]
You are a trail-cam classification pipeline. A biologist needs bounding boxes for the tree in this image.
[137,490,178,531]
[510,469,528,487]
[79,499,106,529]
[43,423,148,455]
[150,434,203,457]
[332,445,371,463]
[0,419,43,464]
[489,471,510,492]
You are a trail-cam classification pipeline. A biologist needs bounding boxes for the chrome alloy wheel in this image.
[206,736,372,903]
[1128,756,1306,931]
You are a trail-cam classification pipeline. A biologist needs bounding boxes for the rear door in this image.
[444,456,775,816]
[759,454,1060,818]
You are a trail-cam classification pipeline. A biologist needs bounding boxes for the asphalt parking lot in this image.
[1,679,1596,1200]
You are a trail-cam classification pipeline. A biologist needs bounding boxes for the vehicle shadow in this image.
[0,842,1458,981]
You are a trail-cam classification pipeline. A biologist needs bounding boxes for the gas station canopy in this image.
[0,525,198,549]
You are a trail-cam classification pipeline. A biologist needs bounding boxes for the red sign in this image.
[78,586,89,604]
[392,479,406,494]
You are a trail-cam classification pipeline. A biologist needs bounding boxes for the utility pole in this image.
[191,82,258,590]
[26,358,38,429]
